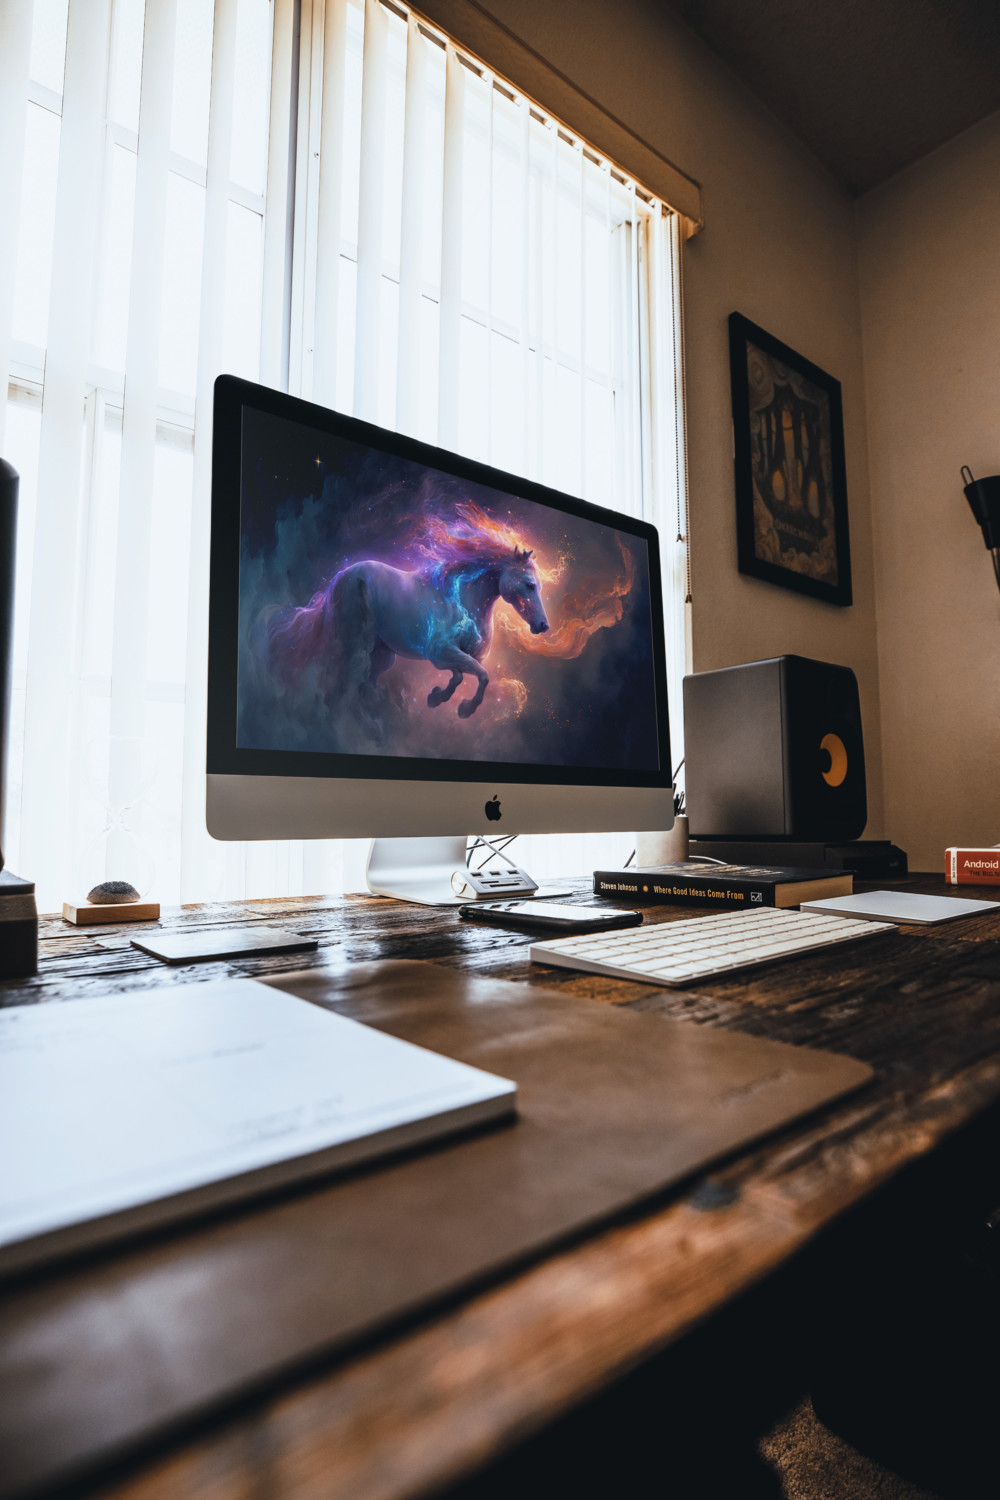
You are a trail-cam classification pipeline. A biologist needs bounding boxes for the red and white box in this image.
[946,847,1000,884]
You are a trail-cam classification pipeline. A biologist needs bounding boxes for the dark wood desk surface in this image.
[5,876,1000,1500]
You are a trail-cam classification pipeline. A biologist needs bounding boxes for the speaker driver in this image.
[820,732,848,787]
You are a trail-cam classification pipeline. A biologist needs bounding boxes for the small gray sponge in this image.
[87,881,141,905]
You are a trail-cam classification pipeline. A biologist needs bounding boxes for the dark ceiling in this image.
[656,0,1000,194]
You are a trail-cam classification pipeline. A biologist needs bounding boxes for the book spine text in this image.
[593,874,773,905]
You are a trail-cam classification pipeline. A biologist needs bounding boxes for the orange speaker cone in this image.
[820,732,848,787]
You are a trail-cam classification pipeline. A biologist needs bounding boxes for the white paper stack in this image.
[0,978,516,1274]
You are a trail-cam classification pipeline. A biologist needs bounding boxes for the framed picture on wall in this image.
[728,312,852,606]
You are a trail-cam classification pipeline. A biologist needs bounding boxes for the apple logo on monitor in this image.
[485,796,502,821]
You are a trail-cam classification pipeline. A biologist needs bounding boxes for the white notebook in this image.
[800,889,1000,925]
[0,978,516,1275]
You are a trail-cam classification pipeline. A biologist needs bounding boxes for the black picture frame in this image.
[728,312,852,606]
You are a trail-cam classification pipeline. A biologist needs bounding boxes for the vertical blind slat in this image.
[531,124,544,481]
[312,0,348,406]
[109,0,177,760]
[671,211,692,615]
[299,0,347,916]
[289,0,323,397]
[626,177,640,516]
[604,162,617,514]
[352,0,387,422]
[395,13,427,438]
[578,143,587,498]
[18,0,112,901]
[665,209,690,730]
[437,42,463,452]
[179,0,238,902]
[638,213,653,515]
[260,0,297,391]
[649,207,678,745]
[548,119,558,489]
[483,73,494,463]
[518,93,531,479]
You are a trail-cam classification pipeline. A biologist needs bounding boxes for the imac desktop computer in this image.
[206,376,672,904]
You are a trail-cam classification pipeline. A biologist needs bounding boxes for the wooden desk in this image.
[5,877,1000,1499]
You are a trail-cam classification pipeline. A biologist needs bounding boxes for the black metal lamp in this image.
[961,467,1000,595]
[0,458,38,977]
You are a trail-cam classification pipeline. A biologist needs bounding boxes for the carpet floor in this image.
[759,1398,945,1500]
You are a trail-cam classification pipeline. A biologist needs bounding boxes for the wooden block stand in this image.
[62,900,160,925]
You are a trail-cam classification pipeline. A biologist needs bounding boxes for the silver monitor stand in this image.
[365,837,542,906]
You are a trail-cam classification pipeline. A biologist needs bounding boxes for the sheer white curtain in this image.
[1,0,688,913]
[2,0,283,912]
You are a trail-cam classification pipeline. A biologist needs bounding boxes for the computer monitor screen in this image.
[207,376,672,850]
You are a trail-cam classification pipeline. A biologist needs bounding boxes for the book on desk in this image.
[593,861,853,907]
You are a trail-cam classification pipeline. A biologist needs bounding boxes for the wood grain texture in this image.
[5,876,1000,1500]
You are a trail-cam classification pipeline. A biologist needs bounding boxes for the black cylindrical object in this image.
[0,459,35,977]
[961,468,1000,550]
[0,870,37,978]
[0,458,17,873]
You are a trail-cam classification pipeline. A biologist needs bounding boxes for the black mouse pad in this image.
[130,926,318,963]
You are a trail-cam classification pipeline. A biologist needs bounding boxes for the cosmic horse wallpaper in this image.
[236,409,661,772]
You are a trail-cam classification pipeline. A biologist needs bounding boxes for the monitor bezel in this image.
[208,375,672,792]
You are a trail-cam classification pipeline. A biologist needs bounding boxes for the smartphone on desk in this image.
[458,900,643,935]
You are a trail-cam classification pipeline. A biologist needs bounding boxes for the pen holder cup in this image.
[635,816,689,867]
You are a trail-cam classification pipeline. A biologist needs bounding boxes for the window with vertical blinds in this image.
[0,0,689,912]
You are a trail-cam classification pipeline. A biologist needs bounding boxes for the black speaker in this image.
[0,459,36,979]
[0,458,17,871]
[683,655,867,842]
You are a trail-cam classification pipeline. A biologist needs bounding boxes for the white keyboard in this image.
[530,905,895,987]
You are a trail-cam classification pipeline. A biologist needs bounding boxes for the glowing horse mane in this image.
[409,501,535,582]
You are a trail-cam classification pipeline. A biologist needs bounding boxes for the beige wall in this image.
[460,0,886,837]
[856,110,1000,870]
